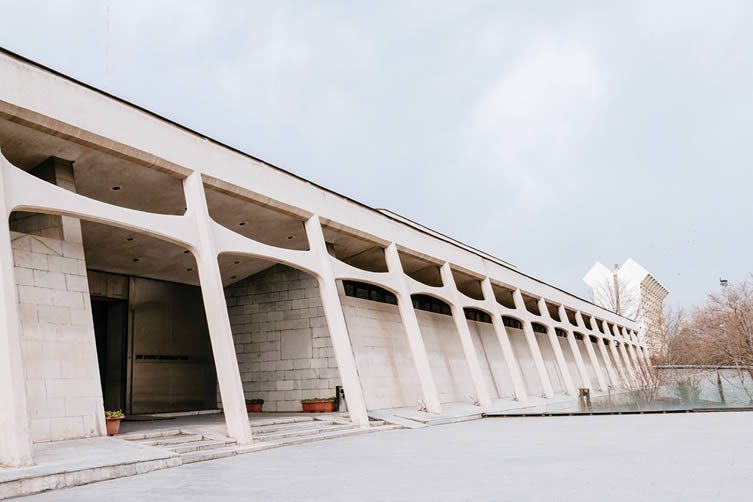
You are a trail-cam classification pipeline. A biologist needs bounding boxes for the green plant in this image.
[301,397,336,404]
[105,410,125,419]
[245,398,264,404]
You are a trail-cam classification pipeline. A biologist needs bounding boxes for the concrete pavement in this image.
[21,412,753,501]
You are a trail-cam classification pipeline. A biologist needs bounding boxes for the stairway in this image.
[120,415,400,465]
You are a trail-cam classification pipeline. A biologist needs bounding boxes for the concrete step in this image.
[180,424,401,464]
[257,424,401,448]
[250,418,386,437]
[253,423,357,441]
[137,434,206,446]
[117,429,182,441]
[169,439,237,454]
[248,416,316,428]
[250,419,336,435]
[180,446,239,464]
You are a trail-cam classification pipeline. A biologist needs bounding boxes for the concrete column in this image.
[627,343,647,384]
[606,337,630,388]
[305,215,370,426]
[575,313,607,391]
[537,299,575,395]
[638,346,653,375]
[559,306,591,390]
[384,244,442,413]
[618,331,639,386]
[0,162,34,467]
[613,327,637,388]
[439,263,491,407]
[513,290,553,398]
[183,172,252,444]
[481,278,527,402]
[638,347,655,385]
[596,336,620,388]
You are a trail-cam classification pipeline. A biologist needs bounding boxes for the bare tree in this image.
[590,273,641,320]
[651,305,687,365]
[687,275,753,367]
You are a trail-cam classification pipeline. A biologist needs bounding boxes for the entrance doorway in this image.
[90,271,217,415]
[92,297,129,412]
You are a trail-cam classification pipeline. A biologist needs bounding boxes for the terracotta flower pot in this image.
[246,402,263,413]
[106,418,122,436]
[302,400,337,413]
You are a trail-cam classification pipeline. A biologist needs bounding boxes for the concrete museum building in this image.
[0,49,651,467]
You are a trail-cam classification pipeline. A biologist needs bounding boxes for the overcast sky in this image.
[2,1,752,309]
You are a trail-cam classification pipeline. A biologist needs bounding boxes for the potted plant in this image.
[245,398,264,413]
[105,410,125,436]
[301,397,337,413]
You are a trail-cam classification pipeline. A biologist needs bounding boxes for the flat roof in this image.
[0,46,635,324]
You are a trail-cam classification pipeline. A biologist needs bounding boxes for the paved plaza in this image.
[20,411,752,501]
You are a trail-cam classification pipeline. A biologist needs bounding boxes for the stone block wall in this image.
[342,296,502,408]
[507,327,542,397]
[341,296,423,410]
[225,265,340,412]
[11,232,105,442]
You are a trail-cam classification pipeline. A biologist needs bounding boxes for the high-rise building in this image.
[584,259,668,356]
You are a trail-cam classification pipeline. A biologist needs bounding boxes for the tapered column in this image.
[184,173,252,444]
[513,290,553,398]
[619,332,639,386]
[638,346,655,385]
[305,215,369,425]
[596,336,620,387]
[613,326,637,387]
[559,307,591,390]
[627,343,647,383]
[538,299,575,395]
[440,263,491,406]
[481,278,527,402]
[384,244,442,413]
[575,312,607,391]
[0,162,34,466]
[606,337,629,388]
[638,346,653,376]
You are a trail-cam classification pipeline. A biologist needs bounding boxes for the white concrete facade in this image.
[0,49,645,466]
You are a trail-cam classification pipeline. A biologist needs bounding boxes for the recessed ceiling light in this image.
[231,276,237,279]
[239,222,246,226]
[112,186,121,191]
[234,261,240,265]
[184,250,190,254]
[186,268,193,272]
[287,235,295,240]
[132,258,140,262]
[127,237,135,241]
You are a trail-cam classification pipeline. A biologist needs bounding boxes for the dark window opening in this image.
[574,332,585,341]
[531,322,548,334]
[343,280,397,305]
[502,316,523,329]
[412,294,452,316]
[583,316,593,330]
[555,328,568,338]
[589,335,599,343]
[464,308,492,324]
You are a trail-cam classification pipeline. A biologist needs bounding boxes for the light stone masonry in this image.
[11,232,105,442]
[225,264,340,412]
